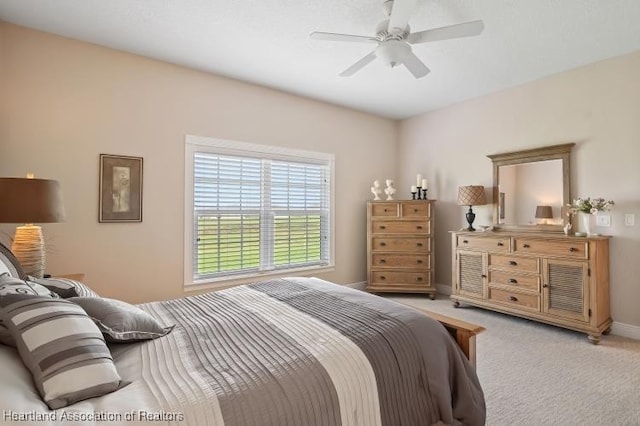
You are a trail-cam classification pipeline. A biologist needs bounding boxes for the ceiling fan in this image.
[310,0,484,79]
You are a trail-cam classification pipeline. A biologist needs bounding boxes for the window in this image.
[184,135,334,287]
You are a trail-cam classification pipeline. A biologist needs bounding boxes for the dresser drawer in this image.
[457,235,510,252]
[400,201,431,217]
[372,253,430,269]
[489,270,539,292]
[514,238,588,259]
[489,254,539,273]
[488,288,539,311]
[372,220,430,234]
[371,203,399,217]
[371,271,431,286]
[372,237,430,252]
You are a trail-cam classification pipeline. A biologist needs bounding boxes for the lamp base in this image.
[11,225,45,278]
[465,206,477,232]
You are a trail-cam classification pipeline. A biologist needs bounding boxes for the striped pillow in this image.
[29,277,100,298]
[0,294,124,409]
[0,273,58,347]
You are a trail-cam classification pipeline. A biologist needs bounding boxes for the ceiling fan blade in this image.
[339,51,377,77]
[387,0,418,33]
[402,52,430,78]
[407,20,484,44]
[310,31,378,44]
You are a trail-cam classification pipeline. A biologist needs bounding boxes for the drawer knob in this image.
[508,278,518,284]
[417,259,423,264]
[416,277,423,281]
[417,243,423,247]
[497,242,504,247]
[462,239,469,244]
[523,244,531,248]
[416,225,423,230]
[509,260,518,266]
[543,284,549,288]
[380,276,386,280]
[569,247,578,252]
[379,225,386,230]
[481,274,487,278]
[509,296,518,302]
[384,209,388,212]
[379,259,386,264]
[414,208,418,212]
[380,242,387,246]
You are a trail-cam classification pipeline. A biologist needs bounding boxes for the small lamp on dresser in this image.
[535,205,553,225]
[0,176,65,278]
[457,185,486,231]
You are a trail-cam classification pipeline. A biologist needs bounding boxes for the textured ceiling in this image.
[2,0,640,119]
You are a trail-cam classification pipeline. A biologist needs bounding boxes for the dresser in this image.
[450,231,611,343]
[366,200,436,298]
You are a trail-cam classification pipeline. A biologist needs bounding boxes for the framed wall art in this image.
[99,154,143,223]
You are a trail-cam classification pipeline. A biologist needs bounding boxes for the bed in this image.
[0,242,485,426]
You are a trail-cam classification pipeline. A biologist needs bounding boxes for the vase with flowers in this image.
[566,197,615,236]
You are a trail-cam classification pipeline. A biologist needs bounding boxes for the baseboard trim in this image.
[612,321,640,340]
[345,281,366,291]
[436,284,452,296]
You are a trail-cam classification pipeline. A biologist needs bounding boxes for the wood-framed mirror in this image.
[487,143,574,232]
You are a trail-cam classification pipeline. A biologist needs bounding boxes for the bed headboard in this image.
[0,242,26,279]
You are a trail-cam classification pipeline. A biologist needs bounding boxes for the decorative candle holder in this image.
[416,186,422,200]
[422,188,428,200]
[411,191,417,200]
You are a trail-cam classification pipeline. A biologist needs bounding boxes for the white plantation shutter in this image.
[186,136,333,284]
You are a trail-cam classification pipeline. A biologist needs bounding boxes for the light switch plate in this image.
[625,213,635,226]
[596,215,611,227]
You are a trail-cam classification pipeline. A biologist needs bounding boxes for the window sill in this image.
[183,264,335,294]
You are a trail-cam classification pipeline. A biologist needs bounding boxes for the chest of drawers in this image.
[367,201,436,298]
[451,231,611,343]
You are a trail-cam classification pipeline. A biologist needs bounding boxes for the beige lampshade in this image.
[0,178,66,223]
[535,205,553,219]
[457,185,486,206]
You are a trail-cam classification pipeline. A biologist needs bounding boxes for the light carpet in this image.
[388,295,640,426]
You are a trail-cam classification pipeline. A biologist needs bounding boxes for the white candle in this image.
[421,179,428,189]
[416,174,422,187]
[411,185,417,193]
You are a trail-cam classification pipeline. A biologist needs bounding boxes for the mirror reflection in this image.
[488,143,573,232]
[498,159,563,225]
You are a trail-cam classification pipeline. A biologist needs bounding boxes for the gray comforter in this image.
[138,277,485,426]
[0,277,485,426]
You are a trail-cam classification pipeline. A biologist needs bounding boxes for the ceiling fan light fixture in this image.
[375,40,410,67]
[310,0,484,78]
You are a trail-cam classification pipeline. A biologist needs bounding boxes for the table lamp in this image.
[535,205,553,225]
[457,185,486,231]
[0,176,65,278]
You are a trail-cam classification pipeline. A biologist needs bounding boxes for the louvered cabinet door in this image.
[542,259,589,322]
[456,250,486,299]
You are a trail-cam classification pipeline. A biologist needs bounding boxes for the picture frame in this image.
[99,154,143,223]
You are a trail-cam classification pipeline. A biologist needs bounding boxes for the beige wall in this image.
[398,50,640,327]
[0,23,397,303]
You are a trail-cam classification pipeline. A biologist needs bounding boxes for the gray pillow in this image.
[0,294,124,409]
[0,273,58,298]
[30,276,100,298]
[69,297,174,342]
